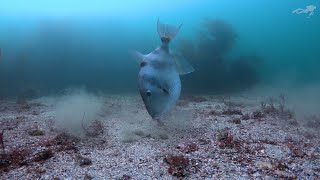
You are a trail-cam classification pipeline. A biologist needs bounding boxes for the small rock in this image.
[264,144,288,160]
[77,155,92,167]
[231,118,241,124]
[208,110,220,116]
[274,170,296,178]
[0,159,10,170]
[241,113,250,120]
[83,173,93,180]
[222,108,243,115]
[177,142,198,153]
[251,111,265,119]
[287,143,305,157]
[255,161,273,169]
[157,134,169,140]
[28,129,45,136]
[198,139,210,145]
[186,143,198,153]
[121,175,131,180]
[0,107,7,112]
[31,111,39,115]
[33,148,53,162]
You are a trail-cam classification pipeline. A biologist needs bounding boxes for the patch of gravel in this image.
[0,94,319,179]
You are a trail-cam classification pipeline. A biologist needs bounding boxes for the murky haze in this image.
[0,0,319,118]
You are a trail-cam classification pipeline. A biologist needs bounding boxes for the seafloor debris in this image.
[241,113,250,120]
[222,108,243,115]
[116,174,132,180]
[28,128,45,136]
[216,128,241,149]
[286,142,305,158]
[231,118,241,124]
[177,142,199,153]
[0,95,319,178]
[251,110,266,120]
[0,158,10,171]
[0,147,54,171]
[84,173,94,180]
[82,120,104,137]
[0,129,4,152]
[16,88,38,105]
[77,155,92,167]
[164,154,190,177]
[183,95,208,103]
[32,147,53,162]
[260,95,295,119]
[48,132,80,152]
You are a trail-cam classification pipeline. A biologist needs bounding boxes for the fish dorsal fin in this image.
[157,19,182,43]
[129,50,146,64]
[173,53,195,75]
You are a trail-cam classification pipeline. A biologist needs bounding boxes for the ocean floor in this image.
[0,93,319,179]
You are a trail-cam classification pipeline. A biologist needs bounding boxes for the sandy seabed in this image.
[0,94,319,179]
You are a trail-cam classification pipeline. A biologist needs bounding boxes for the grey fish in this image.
[131,19,194,120]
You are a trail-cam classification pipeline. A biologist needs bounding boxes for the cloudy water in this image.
[0,0,319,116]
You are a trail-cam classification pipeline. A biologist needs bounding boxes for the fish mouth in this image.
[152,116,162,123]
[145,96,159,119]
[141,94,165,119]
[145,103,168,120]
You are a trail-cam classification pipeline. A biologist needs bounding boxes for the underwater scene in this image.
[0,0,319,179]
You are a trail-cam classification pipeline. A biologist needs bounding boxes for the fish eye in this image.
[146,90,152,96]
[140,61,147,67]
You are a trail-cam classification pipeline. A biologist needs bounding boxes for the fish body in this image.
[131,19,194,120]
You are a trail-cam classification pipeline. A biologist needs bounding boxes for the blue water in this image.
[0,0,319,96]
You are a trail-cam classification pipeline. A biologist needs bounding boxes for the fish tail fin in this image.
[157,19,182,44]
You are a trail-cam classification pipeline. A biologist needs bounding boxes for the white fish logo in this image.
[131,19,194,121]
[292,5,316,18]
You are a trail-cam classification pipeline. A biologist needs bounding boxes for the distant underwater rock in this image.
[178,19,261,93]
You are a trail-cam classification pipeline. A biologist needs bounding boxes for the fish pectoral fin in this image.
[156,84,169,95]
[173,54,195,75]
[129,50,146,64]
[161,87,169,94]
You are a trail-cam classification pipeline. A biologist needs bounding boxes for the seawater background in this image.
[0,0,319,117]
